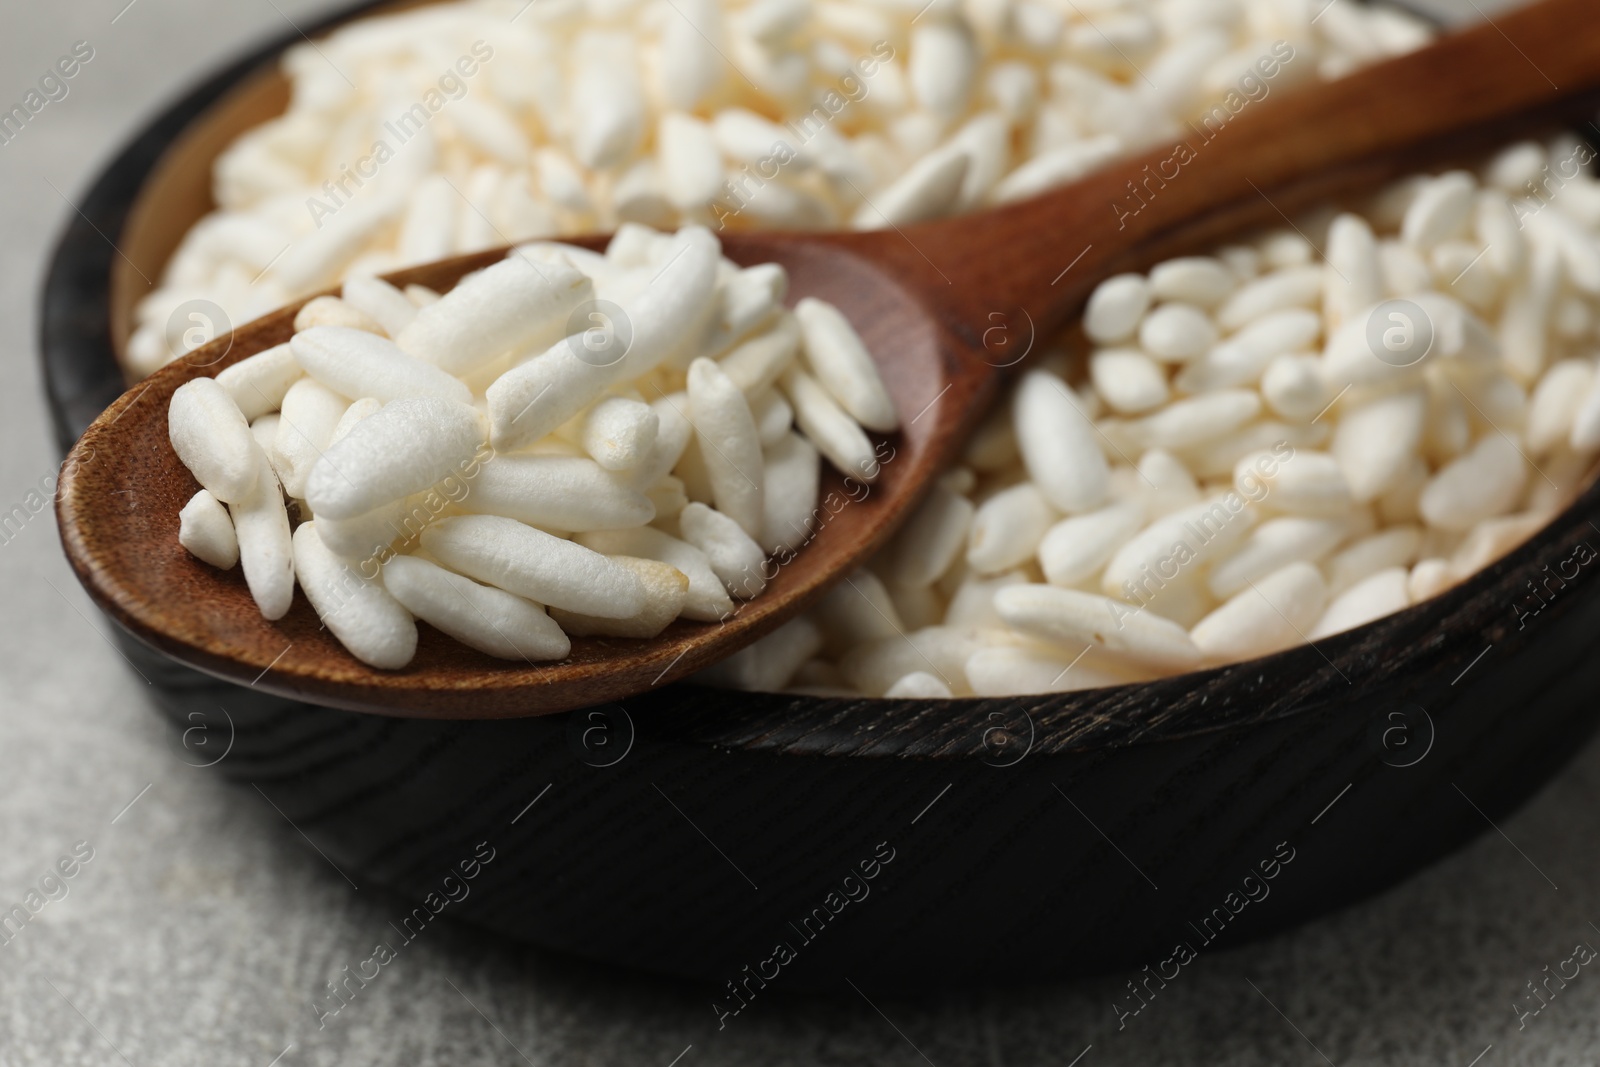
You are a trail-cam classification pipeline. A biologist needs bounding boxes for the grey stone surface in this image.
[1,0,1589,1064]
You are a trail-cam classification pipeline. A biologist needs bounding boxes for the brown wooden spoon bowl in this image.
[56,234,969,717]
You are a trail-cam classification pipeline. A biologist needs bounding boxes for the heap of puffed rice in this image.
[126,0,1431,377]
[172,224,896,670]
[700,137,1600,697]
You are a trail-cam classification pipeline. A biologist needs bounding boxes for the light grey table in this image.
[2,1,1590,1064]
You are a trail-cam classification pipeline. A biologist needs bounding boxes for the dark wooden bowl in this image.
[41,0,1600,991]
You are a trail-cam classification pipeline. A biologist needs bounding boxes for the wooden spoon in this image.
[56,0,1600,718]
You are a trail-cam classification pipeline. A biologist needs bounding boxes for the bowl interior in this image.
[57,0,1600,751]
[109,0,445,370]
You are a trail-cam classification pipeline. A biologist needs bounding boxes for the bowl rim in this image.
[38,0,1600,759]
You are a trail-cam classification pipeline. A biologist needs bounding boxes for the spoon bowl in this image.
[57,234,980,716]
[55,0,1600,716]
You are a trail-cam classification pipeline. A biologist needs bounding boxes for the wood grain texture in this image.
[120,553,1600,990]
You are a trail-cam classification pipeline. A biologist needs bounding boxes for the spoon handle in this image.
[850,0,1600,355]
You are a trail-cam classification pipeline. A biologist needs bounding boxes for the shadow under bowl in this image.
[39,0,1600,991]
